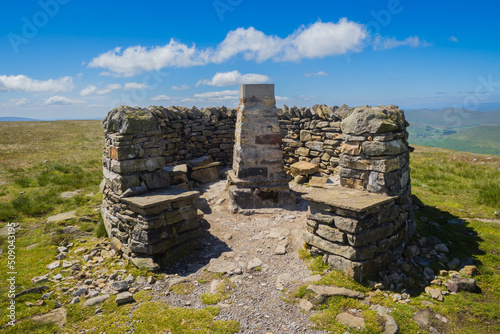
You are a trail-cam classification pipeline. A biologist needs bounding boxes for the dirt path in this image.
[152,179,326,333]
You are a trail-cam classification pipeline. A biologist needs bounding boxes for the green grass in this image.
[411,145,500,218]
[0,121,499,332]
[310,295,384,333]
[200,278,234,305]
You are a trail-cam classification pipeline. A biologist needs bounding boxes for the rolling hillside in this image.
[410,125,500,155]
[406,108,500,155]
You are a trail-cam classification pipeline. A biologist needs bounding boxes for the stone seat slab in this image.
[303,187,396,213]
[121,187,200,215]
[192,161,221,171]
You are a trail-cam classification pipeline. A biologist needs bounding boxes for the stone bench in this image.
[303,186,408,281]
[102,186,204,269]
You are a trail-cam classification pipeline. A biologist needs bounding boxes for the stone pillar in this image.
[302,105,415,281]
[228,84,295,212]
[339,105,415,240]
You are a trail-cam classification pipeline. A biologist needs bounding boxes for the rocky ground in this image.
[14,178,483,333]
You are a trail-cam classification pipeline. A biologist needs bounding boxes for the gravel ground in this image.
[149,179,327,333]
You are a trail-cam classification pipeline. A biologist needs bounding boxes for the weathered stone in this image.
[370,304,398,334]
[247,258,263,270]
[83,294,110,307]
[298,298,314,311]
[190,166,218,183]
[32,308,67,328]
[303,231,378,261]
[336,313,365,329]
[46,211,77,223]
[207,258,238,274]
[341,105,406,135]
[140,169,170,190]
[361,139,406,156]
[316,224,346,243]
[307,285,365,300]
[460,265,479,277]
[450,277,477,292]
[309,176,327,188]
[341,142,362,155]
[305,141,324,151]
[414,309,431,327]
[290,161,319,176]
[116,292,135,305]
[296,147,310,156]
[303,187,395,213]
[186,156,213,168]
[46,261,60,270]
[104,106,158,134]
[121,187,200,216]
[300,130,312,141]
[110,281,128,292]
[425,287,444,301]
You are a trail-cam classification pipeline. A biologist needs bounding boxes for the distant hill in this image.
[409,125,500,156]
[405,108,500,127]
[405,108,500,156]
[0,117,40,122]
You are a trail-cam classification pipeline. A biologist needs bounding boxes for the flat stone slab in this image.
[32,308,67,328]
[46,211,77,223]
[309,176,327,188]
[290,161,319,176]
[187,156,213,168]
[192,161,221,171]
[121,187,200,215]
[303,187,395,213]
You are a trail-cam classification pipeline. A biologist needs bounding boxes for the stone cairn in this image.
[303,105,415,280]
[227,84,296,212]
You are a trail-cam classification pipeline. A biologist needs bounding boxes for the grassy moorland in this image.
[0,120,499,333]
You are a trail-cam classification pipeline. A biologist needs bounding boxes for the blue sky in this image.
[1,0,500,120]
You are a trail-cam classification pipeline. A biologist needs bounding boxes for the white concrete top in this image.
[239,84,274,99]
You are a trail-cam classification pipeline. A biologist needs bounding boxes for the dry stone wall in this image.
[278,104,346,176]
[101,102,413,276]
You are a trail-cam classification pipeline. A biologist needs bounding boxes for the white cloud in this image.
[210,19,368,63]
[305,71,328,77]
[124,82,147,90]
[79,85,98,96]
[373,35,431,50]
[286,19,367,60]
[276,96,289,101]
[172,84,190,90]
[8,98,30,106]
[198,70,270,86]
[151,95,172,101]
[79,83,123,96]
[193,90,239,101]
[45,95,83,105]
[88,40,208,77]
[0,75,74,93]
[448,36,459,43]
[88,19,428,77]
[88,19,367,76]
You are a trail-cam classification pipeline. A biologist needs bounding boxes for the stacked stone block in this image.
[228,84,295,212]
[339,105,411,198]
[101,106,206,269]
[303,188,408,280]
[302,105,415,281]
